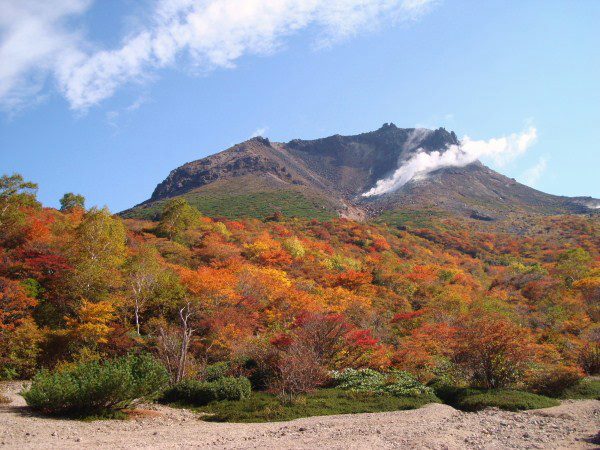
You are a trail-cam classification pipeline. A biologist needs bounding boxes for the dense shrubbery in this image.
[1,173,598,421]
[454,389,559,412]
[268,344,329,401]
[331,369,434,397]
[211,377,252,401]
[162,376,251,405]
[433,386,559,412]
[161,379,215,405]
[22,354,168,415]
[526,365,583,397]
[203,361,230,382]
[196,389,437,423]
[331,368,385,391]
[557,378,600,400]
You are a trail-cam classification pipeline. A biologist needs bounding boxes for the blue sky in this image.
[0,0,598,212]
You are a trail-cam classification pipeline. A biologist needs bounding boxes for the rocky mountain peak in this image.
[124,124,598,221]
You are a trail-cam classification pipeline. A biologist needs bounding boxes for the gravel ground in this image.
[1,382,598,449]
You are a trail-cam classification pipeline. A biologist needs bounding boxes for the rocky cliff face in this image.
[150,137,291,201]
[123,124,598,221]
[285,124,459,198]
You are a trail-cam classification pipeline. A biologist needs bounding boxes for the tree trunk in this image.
[176,303,194,383]
[134,300,141,335]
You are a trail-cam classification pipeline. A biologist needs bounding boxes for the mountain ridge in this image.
[123,124,599,222]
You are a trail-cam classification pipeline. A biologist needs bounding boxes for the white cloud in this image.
[105,109,120,130]
[363,126,538,197]
[125,96,148,112]
[520,156,547,188]
[0,0,436,112]
[105,95,149,132]
[250,126,269,138]
[0,0,91,111]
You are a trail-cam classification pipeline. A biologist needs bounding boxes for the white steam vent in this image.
[363,126,537,197]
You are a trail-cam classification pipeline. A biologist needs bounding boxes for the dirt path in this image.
[1,382,598,449]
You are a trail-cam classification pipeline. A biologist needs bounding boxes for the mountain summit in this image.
[123,125,598,221]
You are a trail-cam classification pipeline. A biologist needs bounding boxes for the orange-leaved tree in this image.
[454,314,536,388]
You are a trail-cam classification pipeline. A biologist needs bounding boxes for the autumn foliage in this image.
[1,174,598,396]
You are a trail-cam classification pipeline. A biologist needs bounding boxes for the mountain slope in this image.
[122,124,599,221]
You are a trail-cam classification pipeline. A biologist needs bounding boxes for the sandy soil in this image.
[1,382,598,449]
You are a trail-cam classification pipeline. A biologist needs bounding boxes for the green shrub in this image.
[212,376,251,401]
[204,362,230,382]
[430,383,464,404]
[161,379,216,405]
[380,371,434,397]
[331,368,433,397]
[243,356,277,391]
[559,378,600,400]
[197,389,436,423]
[0,367,18,381]
[443,388,559,412]
[22,354,168,416]
[162,376,251,406]
[331,368,385,391]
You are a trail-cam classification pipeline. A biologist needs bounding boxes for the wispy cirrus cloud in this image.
[0,0,436,112]
[0,0,91,111]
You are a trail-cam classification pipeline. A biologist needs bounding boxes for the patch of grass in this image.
[188,191,336,220]
[191,388,439,423]
[123,189,337,221]
[435,386,559,412]
[559,378,600,400]
[376,208,447,229]
[74,408,163,421]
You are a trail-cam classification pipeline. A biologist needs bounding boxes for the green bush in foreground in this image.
[22,354,168,416]
[204,362,230,382]
[162,376,251,405]
[196,389,438,422]
[331,368,433,397]
[161,379,216,405]
[436,387,560,412]
[212,376,252,400]
[331,368,385,391]
[558,378,600,400]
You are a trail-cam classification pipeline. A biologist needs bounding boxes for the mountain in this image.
[122,124,599,222]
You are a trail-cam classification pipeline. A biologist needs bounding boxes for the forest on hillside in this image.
[1,173,599,413]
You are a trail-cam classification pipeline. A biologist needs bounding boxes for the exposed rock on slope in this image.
[123,124,598,221]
